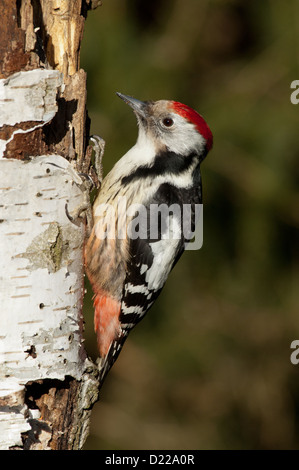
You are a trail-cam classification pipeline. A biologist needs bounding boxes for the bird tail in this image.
[97,332,129,384]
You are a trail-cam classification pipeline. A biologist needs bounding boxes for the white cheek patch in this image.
[163,116,206,155]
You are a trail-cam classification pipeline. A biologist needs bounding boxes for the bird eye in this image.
[162,117,174,127]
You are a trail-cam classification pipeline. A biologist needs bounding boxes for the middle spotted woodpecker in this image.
[85,93,213,383]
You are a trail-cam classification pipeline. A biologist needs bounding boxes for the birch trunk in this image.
[0,0,101,450]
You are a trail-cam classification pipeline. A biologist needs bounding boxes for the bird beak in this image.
[116,92,148,119]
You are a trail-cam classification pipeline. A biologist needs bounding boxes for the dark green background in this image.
[81,0,299,449]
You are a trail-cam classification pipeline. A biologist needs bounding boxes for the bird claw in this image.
[65,198,92,232]
[65,177,93,234]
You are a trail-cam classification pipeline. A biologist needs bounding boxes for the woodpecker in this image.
[85,93,213,383]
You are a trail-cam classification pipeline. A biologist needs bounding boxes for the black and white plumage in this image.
[84,93,213,383]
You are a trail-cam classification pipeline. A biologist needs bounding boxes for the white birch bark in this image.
[0,69,98,450]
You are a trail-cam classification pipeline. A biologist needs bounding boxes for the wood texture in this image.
[0,0,101,450]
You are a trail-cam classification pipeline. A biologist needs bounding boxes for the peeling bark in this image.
[0,0,100,177]
[0,0,101,450]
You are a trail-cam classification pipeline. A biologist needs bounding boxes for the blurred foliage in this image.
[81,0,299,449]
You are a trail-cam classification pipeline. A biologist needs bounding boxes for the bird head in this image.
[116,92,213,159]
